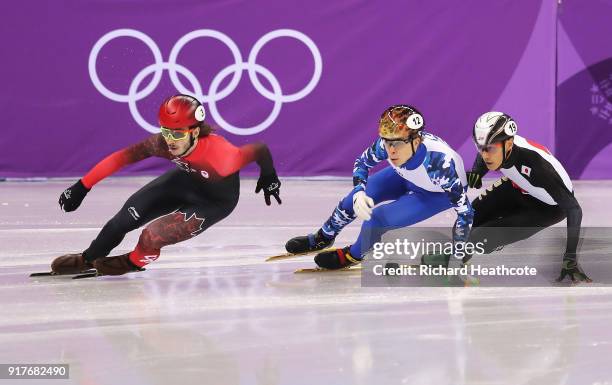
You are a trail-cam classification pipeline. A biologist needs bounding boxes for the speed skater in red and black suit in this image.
[51,94,281,276]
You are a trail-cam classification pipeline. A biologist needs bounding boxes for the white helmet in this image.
[473,111,517,150]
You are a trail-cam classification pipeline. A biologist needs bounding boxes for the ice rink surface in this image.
[1,177,612,385]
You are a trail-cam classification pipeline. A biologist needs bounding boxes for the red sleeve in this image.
[82,134,170,189]
[213,138,274,178]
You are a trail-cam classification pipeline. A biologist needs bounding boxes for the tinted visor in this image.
[160,127,192,140]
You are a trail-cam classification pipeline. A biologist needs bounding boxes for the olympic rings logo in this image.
[88,28,322,135]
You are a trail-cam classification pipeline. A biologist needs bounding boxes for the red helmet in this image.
[158,94,206,129]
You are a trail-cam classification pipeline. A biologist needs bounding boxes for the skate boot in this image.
[51,253,93,274]
[314,246,359,270]
[285,229,334,254]
[93,253,144,276]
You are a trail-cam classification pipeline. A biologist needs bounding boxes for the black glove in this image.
[59,179,90,212]
[556,253,592,283]
[466,172,483,189]
[255,170,281,206]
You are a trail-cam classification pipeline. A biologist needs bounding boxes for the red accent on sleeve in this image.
[204,136,262,178]
[81,150,129,189]
[217,144,260,177]
[511,181,529,194]
[526,139,551,154]
[81,134,171,189]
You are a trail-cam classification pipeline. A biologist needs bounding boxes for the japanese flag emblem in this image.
[521,165,531,177]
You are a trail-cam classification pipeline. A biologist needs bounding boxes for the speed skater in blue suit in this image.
[285,105,474,269]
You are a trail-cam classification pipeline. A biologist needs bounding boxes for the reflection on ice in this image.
[1,179,612,385]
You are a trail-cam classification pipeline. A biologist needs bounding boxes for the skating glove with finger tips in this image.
[466,172,483,189]
[59,179,90,212]
[353,191,374,221]
[256,169,281,206]
[556,253,592,284]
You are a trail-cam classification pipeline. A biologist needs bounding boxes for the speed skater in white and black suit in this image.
[460,112,590,283]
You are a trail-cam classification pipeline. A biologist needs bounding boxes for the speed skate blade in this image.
[293,262,421,274]
[72,272,99,279]
[266,247,341,262]
[294,265,363,274]
[30,269,96,277]
[72,267,146,280]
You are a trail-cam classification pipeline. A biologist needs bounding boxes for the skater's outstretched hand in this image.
[556,253,592,284]
[256,170,281,206]
[59,179,90,212]
[353,191,374,220]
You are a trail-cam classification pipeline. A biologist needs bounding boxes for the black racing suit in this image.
[468,135,582,262]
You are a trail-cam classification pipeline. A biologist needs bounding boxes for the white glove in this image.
[353,190,374,221]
